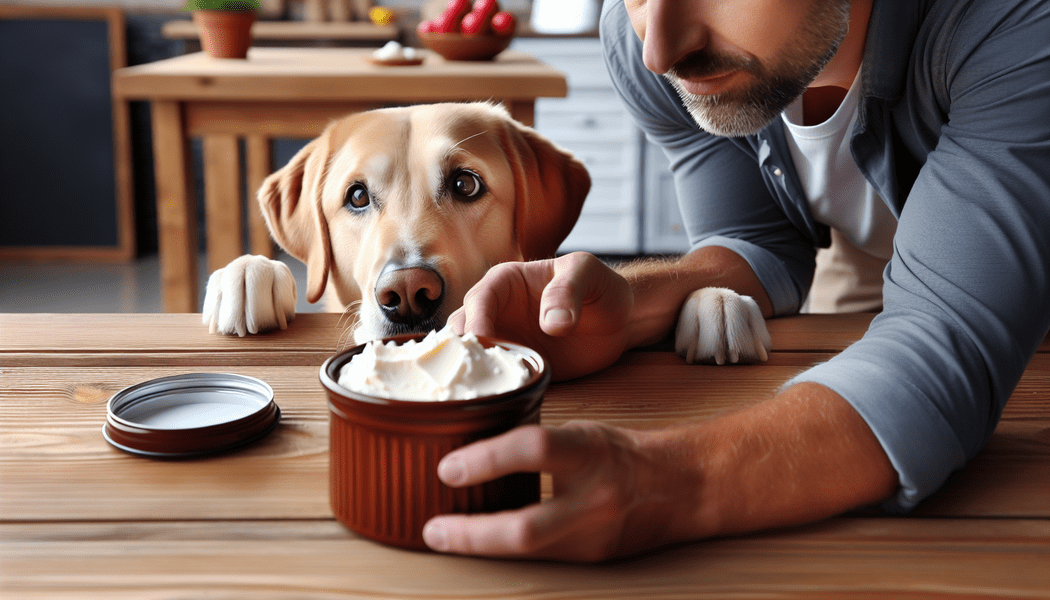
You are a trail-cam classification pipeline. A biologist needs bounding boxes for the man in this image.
[420,0,1050,561]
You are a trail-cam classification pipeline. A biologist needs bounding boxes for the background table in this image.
[112,48,568,313]
[1,313,1048,598]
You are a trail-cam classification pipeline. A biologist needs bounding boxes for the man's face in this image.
[625,0,851,136]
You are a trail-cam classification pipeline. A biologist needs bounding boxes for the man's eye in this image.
[344,183,370,210]
[451,171,486,200]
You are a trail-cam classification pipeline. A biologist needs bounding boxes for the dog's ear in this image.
[503,118,591,260]
[257,128,334,304]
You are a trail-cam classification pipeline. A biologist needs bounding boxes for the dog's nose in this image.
[374,264,445,326]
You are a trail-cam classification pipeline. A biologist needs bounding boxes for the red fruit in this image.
[471,0,500,19]
[417,19,437,34]
[433,10,462,32]
[442,0,472,21]
[460,11,490,35]
[490,11,516,36]
[446,0,471,14]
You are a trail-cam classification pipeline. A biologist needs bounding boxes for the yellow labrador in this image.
[202,102,769,363]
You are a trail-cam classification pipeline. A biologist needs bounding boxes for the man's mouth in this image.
[673,70,739,96]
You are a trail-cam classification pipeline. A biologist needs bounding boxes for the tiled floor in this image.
[0,253,321,314]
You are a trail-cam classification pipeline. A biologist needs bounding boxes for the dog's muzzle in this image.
[374,262,445,331]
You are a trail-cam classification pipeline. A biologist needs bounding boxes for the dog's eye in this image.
[344,183,370,210]
[451,171,486,200]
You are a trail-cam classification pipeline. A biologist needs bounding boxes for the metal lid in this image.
[103,373,280,458]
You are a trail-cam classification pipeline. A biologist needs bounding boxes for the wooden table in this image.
[2,313,1047,598]
[111,48,568,313]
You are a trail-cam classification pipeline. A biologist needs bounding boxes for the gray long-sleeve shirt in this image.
[600,0,1050,511]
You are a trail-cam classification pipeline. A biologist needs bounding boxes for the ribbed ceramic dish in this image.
[319,334,549,550]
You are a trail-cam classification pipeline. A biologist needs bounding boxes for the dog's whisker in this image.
[336,300,361,330]
[335,301,363,352]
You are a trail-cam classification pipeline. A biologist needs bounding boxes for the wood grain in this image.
[112,48,569,103]
[149,101,198,313]
[202,134,244,273]
[2,313,1048,599]
[1,519,1047,599]
[245,134,276,258]
[2,320,1047,521]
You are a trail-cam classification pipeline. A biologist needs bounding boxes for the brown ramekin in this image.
[319,334,549,550]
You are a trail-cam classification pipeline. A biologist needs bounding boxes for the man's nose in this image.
[641,0,708,75]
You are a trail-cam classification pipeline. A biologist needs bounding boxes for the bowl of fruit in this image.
[418,0,517,61]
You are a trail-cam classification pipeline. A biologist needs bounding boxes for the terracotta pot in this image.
[320,334,549,550]
[192,9,256,59]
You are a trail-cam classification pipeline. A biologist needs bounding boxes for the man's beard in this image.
[664,1,851,137]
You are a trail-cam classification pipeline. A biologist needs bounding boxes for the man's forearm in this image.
[615,245,773,348]
[636,382,898,543]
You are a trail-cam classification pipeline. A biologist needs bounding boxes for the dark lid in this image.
[103,373,280,458]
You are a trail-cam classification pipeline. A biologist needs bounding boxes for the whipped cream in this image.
[371,41,419,62]
[338,327,530,401]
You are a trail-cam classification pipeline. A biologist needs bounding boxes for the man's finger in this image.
[436,424,596,488]
[423,490,608,559]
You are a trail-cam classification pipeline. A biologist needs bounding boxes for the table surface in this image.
[112,47,569,102]
[2,313,1048,598]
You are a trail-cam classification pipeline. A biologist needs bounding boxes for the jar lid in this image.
[103,373,280,458]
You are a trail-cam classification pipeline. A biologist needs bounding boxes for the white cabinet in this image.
[512,37,690,256]
[642,143,690,253]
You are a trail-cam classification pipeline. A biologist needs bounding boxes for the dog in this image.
[202,102,770,365]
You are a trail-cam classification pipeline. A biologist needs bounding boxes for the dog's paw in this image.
[202,255,298,337]
[674,287,771,365]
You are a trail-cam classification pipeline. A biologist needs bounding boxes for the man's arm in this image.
[614,245,774,349]
[422,381,897,561]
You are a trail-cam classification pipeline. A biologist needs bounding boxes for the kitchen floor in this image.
[0,253,320,314]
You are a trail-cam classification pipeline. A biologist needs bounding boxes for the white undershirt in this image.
[781,68,897,260]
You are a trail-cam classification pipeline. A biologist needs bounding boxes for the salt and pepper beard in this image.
[664,0,852,137]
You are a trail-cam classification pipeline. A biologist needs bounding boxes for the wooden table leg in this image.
[506,100,535,127]
[246,135,275,258]
[150,101,198,313]
[202,134,244,275]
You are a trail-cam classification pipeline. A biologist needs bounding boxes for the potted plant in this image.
[183,0,261,59]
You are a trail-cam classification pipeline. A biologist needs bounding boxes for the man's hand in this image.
[421,422,702,562]
[422,384,898,563]
[448,252,634,381]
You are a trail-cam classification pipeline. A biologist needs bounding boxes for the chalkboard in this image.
[0,6,134,261]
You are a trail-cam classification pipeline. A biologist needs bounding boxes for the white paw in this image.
[202,255,297,337]
[674,287,771,365]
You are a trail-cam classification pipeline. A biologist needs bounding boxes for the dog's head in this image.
[258,102,590,343]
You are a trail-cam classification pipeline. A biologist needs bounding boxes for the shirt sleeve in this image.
[790,1,1050,511]
[599,0,817,316]
[601,0,1050,514]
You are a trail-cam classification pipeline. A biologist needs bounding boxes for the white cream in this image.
[371,41,419,62]
[338,327,530,401]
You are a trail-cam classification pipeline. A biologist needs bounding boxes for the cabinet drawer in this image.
[558,141,635,176]
[534,107,633,143]
[582,178,635,212]
[559,213,640,254]
[511,38,613,90]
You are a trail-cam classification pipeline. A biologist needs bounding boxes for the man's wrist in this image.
[615,246,772,349]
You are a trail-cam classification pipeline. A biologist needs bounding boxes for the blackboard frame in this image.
[0,5,135,262]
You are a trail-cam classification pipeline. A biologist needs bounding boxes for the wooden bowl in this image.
[418,32,513,61]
